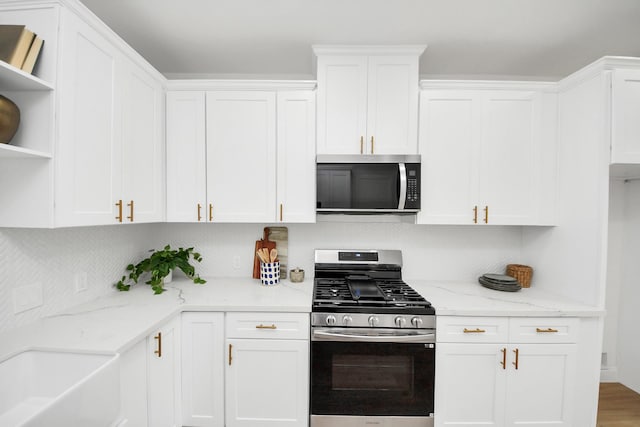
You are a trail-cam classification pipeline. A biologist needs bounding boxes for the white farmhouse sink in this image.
[0,350,120,427]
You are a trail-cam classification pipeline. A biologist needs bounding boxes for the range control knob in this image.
[395,316,407,328]
[326,315,337,326]
[342,315,353,326]
[368,315,380,327]
[411,317,424,328]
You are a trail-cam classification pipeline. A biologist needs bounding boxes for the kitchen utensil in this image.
[252,227,276,279]
[266,227,288,279]
[256,250,268,263]
[270,248,277,263]
[260,261,280,286]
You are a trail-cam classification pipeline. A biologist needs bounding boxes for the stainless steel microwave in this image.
[316,154,421,214]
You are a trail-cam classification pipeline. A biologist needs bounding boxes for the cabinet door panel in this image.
[316,56,368,154]
[206,91,276,222]
[418,91,480,224]
[611,69,640,163]
[121,65,164,223]
[435,343,505,427]
[148,318,181,427]
[55,11,120,226]
[166,91,207,222]
[367,55,419,154]
[182,312,224,427]
[479,91,539,225]
[276,91,316,223]
[505,344,576,426]
[226,339,309,427]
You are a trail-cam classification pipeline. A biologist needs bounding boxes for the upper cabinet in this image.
[165,83,316,224]
[0,1,165,228]
[610,68,640,164]
[417,83,558,226]
[314,45,425,155]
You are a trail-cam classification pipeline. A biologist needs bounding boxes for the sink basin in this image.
[0,350,120,427]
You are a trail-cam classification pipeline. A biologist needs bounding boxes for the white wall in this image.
[0,221,524,334]
[617,179,640,393]
[602,178,625,381]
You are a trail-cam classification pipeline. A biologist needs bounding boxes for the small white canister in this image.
[260,261,280,286]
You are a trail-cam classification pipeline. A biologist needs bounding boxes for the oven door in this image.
[311,329,435,419]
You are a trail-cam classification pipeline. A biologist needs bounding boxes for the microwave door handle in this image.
[398,163,407,209]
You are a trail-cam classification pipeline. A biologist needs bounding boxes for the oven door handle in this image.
[312,329,435,343]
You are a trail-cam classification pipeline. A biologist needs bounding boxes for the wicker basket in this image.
[506,264,533,288]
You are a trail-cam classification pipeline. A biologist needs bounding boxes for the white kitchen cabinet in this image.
[418,85,557,225]
[206,91,277,222]
[120,61,165,223]
[435,317,577,427]
[276,91,316,223]
[610,68,640,163]
[119,339,149,427]
[148,317,181,427]
[166,91,207,222]
[181,312,225,427]
[315,46,425,155]
[225,312,309,427]
[167,86,315,223]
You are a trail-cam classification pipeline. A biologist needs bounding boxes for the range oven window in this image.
[311,341,435,416]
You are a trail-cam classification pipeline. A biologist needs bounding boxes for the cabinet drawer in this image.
[437,316,509,343]
[226,312,309,340]
[508,317,579,343]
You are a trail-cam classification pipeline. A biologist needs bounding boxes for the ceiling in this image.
[78,0,640,80]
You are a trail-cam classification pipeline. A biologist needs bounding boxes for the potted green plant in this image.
[116,245,206,294]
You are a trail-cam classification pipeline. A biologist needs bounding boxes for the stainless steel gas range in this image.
[310,249,436,427]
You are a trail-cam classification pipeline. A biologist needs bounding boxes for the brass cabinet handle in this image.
[536,327,559,333]
[370,136,374,154]
[280,203,283,222]
[127,200,134,222]
[501,348,507,370]
[154,332,162,358]
[484,205,489,224]
[256,324,277,330]
[115,200,123,222]
[197,203,202,222]
[209,203,213,222]
[473,205,478,224]
[512,348,519,370]
[228,344,233,366]
[463,328,486,333]
[360,136,364,154]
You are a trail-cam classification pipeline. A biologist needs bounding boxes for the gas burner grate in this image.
[313,278,432,309]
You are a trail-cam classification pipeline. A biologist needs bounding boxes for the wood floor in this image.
[597,383,640,427]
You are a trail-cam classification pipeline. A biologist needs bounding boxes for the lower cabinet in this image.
[435,317,577,427]
[225,312,310,427]
[181,312,225,427]
[180,311,310,427]
[148,317,182,427]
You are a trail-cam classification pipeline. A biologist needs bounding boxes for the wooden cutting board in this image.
[252,227,276,279]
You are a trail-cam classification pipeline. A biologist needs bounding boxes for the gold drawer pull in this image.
[536,327,559,333]
[463,328,486,333]
[256,324,277,330]
[154,332,162,358]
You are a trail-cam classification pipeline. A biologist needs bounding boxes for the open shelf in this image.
[0,61,53,91]
[0,144,51,159]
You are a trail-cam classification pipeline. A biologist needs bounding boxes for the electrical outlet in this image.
[75,271,88,293]
[13,283,43,314]
[233,255,241,269]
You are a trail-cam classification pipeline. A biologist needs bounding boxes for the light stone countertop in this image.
[0,276,603,362]
[0,277,313,361]
[408,279,605,317]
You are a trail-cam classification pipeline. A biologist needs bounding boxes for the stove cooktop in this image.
[313,277,435,315]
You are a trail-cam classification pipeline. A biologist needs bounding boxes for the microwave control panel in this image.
[405,163,420,209]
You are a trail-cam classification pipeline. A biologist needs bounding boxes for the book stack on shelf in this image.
[0,25,44,74]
